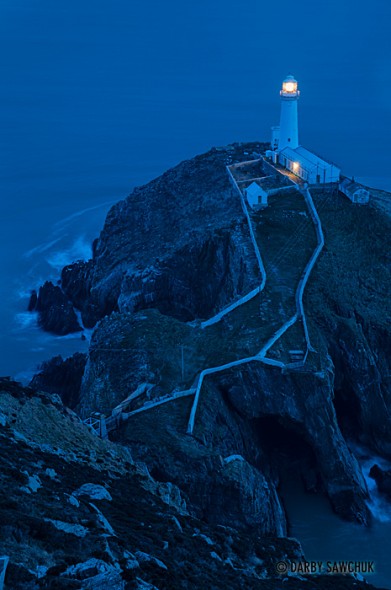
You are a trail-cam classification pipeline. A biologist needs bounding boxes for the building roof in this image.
[280,146,339,172]
[246,181,265,196]
[340,178,370,194]
[284,74,297,83]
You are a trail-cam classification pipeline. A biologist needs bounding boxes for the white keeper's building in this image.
[268,75,340,185]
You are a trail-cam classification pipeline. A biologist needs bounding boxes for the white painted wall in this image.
[279,152,340,184]
[342,188,370,203]
[245,183,268,208]
[279,98,299,150]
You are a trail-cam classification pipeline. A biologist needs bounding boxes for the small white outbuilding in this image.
[245,181,268,209]
[339,178,370,204]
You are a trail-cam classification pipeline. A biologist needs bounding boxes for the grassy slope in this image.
[90,187,319,409]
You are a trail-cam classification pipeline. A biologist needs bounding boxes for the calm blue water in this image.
[1,1,391,586]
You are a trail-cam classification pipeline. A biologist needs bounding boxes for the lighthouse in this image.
[278,74,300,151]
[268,75,340,184]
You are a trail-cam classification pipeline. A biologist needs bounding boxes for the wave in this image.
[23,237,63,259]
[53,199,116,231]
[17,287,36,300]
[22,199,115,272]
[46,235,92,271]
[14,368,36,386]
[54,332,86,341]
[351,443,391,523]
[14,312,38,330]
[363,464,391,523]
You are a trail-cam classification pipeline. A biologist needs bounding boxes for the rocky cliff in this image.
[22,142,391,588]
[1,379,386,590]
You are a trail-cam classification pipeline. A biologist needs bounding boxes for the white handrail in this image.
[0,556,9,590]
[200,286,260,329]
[227,166,267,289]
[296,187,325,352]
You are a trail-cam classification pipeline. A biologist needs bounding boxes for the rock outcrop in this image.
[33,144,265,333]
[26,143,391,584]
[224,363,369,523]
[369,464,391,499]
[30,353,87,409]
[305,188,391,457]
[61,260,93,311]
[1,379,386,589]
[30,281,82,335]
[4,378,368,590]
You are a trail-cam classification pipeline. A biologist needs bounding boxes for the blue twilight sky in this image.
[1,7,391,588]
[1,0,390,200]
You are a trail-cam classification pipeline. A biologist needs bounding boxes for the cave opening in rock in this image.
[254,415,322,532]
[255,415,317,476]
[149,464,173,484]
[332,385,362,441]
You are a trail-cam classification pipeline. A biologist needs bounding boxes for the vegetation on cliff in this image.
[18,142,391,589]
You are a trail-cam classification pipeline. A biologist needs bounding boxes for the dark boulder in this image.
[61,260,92,310]
[30,352,87,409]
[369,464,391,499]
[61,260,104,328]
[35,281,82,335]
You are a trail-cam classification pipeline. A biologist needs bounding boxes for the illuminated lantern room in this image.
[280,75,299,98]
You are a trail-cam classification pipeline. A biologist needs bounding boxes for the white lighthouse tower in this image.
[278,74,299,150]
[267,75,341,184]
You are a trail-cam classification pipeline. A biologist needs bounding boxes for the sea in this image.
[1,0,390,586]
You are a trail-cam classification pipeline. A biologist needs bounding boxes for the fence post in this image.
[99,415,108,439]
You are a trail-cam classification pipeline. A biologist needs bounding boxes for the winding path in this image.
[296,187,325,352]
[86,161,325,437]
[186,171,325,435]
[200,165,267,329]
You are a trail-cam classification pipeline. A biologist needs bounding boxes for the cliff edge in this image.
[24,142,391,588]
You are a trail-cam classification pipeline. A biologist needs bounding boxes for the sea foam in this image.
[46,236,92,271]
[15,312,38,330]
[352,443,391,523]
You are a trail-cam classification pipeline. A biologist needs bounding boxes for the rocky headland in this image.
[3,377,384,589]
[3,142,391,589]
